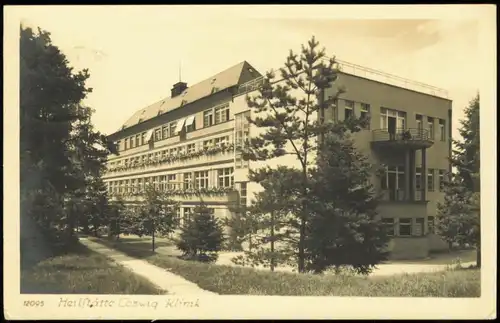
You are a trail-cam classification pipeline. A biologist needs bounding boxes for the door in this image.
[397,172,406,200]
[388,172,397,200]
[388,117,397,140]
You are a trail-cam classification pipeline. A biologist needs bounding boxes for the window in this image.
[427,168,435,191]
[382,218,395,236]
[187,143,196,154]
[360,103,370,129]
[380,108,406,132]
[167,174,177,190]
[183,207,193,223]
[130,136,135,148]
[428,117,435,139]
[203,139,213,149]
[153,176,159,190]
[141,132,146,145]
[178,146,186,155]
[174,207,181,226]
[439,170,446,191]
[328,97,339,122]
[115,141,121,152]
[154,128,162,141]
[215,104,230,124]
[194,171,209,189]
[206,208,215,220]
[380,165,405,201]
[415,167,422,191]
[170,147,177,156]
[162,125,169,139]
[214,136,229,147]
[203,109,214,127]
[416,114,423,134]
[235,111,250,169]
[416,218,425,236]
[344,100,354,120]
[399,218,412,236]
[183,172,193,189]
[161,150,167,159]
[428,216,435,234]
[218,167,234,188]
[169,121,178,137]
[133,134,139,147]
[185,116,196,133]
[124,138,129,150]
[439,119,446,141]
[240,182,248,207]
[132,179,138,193]
[138,178,143,191]
[159,175,166,191]
[333,98,339,121]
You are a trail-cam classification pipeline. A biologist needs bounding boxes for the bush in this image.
[175,204,225,263]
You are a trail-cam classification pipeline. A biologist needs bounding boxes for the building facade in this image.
[104,61,261,232]
[104,59,452,259]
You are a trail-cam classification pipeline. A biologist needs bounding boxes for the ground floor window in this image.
[399,218,412,236]
[382,218,395,236]
[415,217,425,236]
[428,216,435,234]
[183,207,193,224]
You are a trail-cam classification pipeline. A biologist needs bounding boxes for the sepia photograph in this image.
[4,4,496,320]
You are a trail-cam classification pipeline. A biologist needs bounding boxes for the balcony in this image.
[103,144,235,178]
[109,187,239,205]
[371,128,434,150]
[379,189,426,203]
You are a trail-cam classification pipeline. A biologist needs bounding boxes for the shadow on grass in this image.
[21,242,164,295]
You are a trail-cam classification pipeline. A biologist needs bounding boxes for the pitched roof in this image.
[118,61,261,132]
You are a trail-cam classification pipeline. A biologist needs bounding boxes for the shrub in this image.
[175,204,224,263]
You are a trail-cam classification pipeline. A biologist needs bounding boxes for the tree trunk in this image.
[270,211,275,272]
[152,220,155,252]
[476,244,481,268]
[298,216,306,273]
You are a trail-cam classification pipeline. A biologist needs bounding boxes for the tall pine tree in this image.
[20,25,116,258]
[244,36,344,273]
[305,122,389,275]
[437,94,480,267]
[231,166,303,271]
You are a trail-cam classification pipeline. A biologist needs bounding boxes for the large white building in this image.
[104,59,452,259]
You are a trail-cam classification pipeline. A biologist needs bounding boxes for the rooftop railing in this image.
[236,59,449,99]
[331,58,449,99]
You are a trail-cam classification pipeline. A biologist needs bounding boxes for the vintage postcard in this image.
[4,4,497,320]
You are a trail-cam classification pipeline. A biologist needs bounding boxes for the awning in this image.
[145,129,154,142]
[185,115,195,127]
[174,118,187,133]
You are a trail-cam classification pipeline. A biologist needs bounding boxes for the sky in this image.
[15,6,484,140]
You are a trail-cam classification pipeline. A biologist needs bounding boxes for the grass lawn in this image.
[89,237,480,297]
[386,249,477,265]
[21,243,165,294]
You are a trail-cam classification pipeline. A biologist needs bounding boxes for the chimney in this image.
[171,81,188,98]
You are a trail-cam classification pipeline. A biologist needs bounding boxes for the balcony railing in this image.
[372,128,431,142]
[380,189,425,202]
